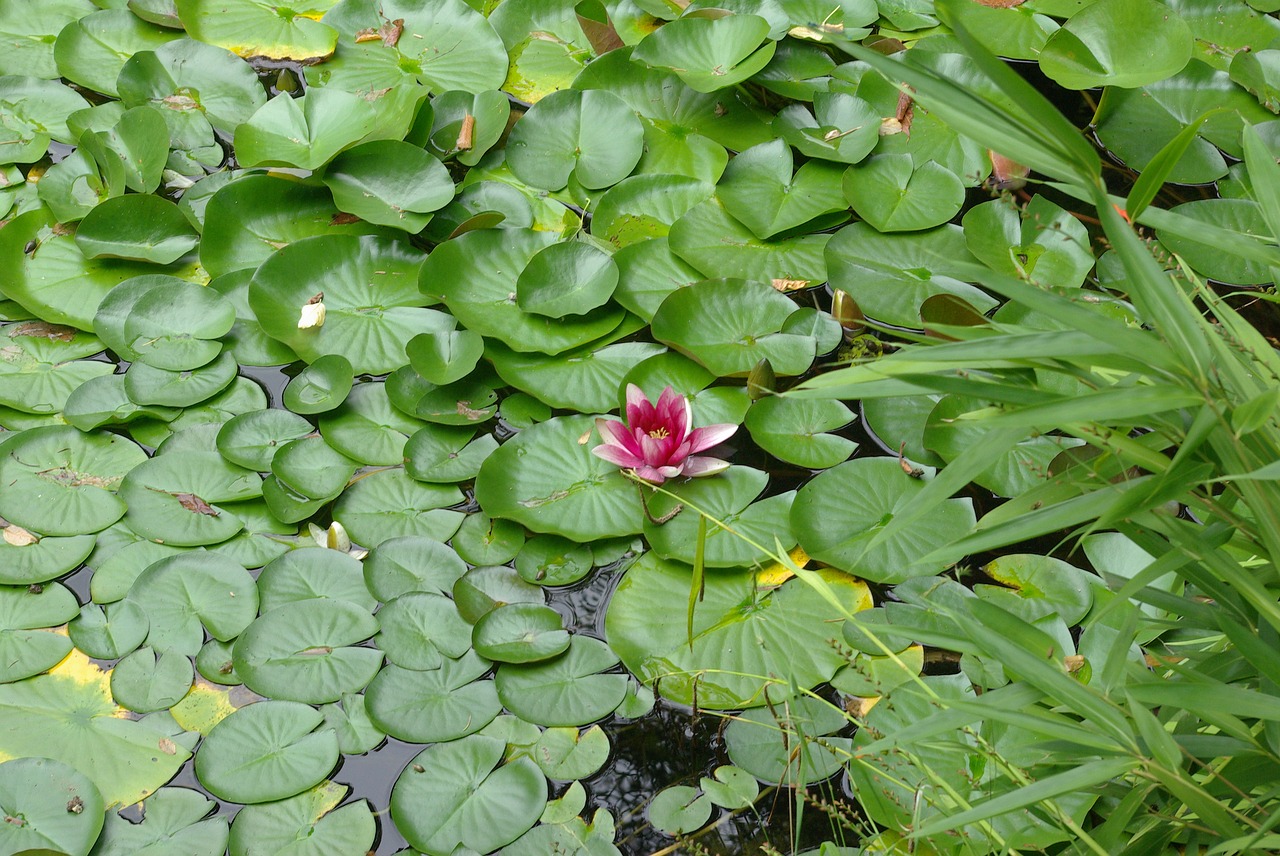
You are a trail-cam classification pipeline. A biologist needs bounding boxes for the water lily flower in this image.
[593,384,736,484]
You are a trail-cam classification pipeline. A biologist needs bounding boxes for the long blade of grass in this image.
[687,513,706,652]
[1126,110,1228,222]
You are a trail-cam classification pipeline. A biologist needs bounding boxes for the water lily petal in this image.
[633,465,667,483]
[688,422,737,454]
[593,442,644,468]
[597,417,638,452]
[680,456,731,478]
[625,383,652,427]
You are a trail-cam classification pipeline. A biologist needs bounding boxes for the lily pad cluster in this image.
[0,0,1275,852]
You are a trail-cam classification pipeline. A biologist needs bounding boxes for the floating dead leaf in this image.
[355,18,403,46]
[456,114,475,151]
[2,525,38,547]
[66,796,83,814]
[299,646,333,656]
[456,400,487,420]
[176,492,219,517]
[898,443,924,479]
[39,468,117,489]
[576,4,625,55]
[974,0,1026,6]
[162,94,199,111]
[330,212,361,226]
[10,321,76,341]
[51,222,73,237]
[894,91,914,137]
[771,278,810,292]
[844,695,880,718]
[1064,654,1086,673]
[158,737,178,755]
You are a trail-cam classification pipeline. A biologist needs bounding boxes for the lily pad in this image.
[363,535,468,602]
[790,457,976,583]
[93,787,227,856]
[516,240,620,318]
[488,340,667,414]
[631,13,776,93]
[216,409,314,472]
[257,548,377,614]
[119,451,261,547]
[1039,0,1193,90]
[744,396,856,468]
[0,583,77,684]
[126,551,259,656]
[648,784,711,836]
[507,88,644,191]
[0,426,144,537]
[320,381,428,465]
[651,278,816,377]
[453,564,544,624]
[718,139,849,239]
[376,590,472,670]
[0,757,104,856]
[322,139,455,232]
[473,602,571,664]
[724,694,851,785]
[606,552,872,708]
[250,233,448,374]
[233,598,382,704]
[194,700,340,805]
[366,651,502,743]
[669,198,829,283]
[774,91,880,165]
[68,600,149,661]
[0,528,95,586]
[175,0,339,62]
[475,414,645,541]
[110,646,195,713]
[331,468,464,546]
[228,782,375,856]
[122,280,235,371]
[390,733,547,855]
[495,635,629,727]
[283,355,355,415]
[75,194,199,264]
[843,154,966,233]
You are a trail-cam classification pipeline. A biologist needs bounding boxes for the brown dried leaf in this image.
[2,525,38,547]
[974,0,1026,7]
[158,737,178,755]
[456,113,475,151]
[894,91,914,138]
[771,278,810,292]
[10,321,76,341]
[330,212,361,226]
[176,492,219,517]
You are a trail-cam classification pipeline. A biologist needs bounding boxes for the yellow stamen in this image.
[648,428,669,439]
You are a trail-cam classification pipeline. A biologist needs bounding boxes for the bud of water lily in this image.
[987,150,1029,191]
[298,292,326,329]
[747,358,775,401]
[831,288,865,338]
[309,521,367,559]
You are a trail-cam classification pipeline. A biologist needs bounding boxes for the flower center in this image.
[647,428,669,439]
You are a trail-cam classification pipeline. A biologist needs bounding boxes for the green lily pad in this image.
[123,350,237,408]
[752,38,837,100]
[257,548,377,614]
[74,194,198,264]
[322,139,455,232]
[774,91,880,165]
[506,88,644,191]
[631,13,776,93]
[79,105,170,195]
[63,374,180,432]
[606,552,872,708]
[110,646,194,713]
[745,396,856,468]
[1158,198,1273,284]
[515,535,593,586]
[1040,0,1193,89]
[473,602,570,664]
[283,354,354,415]
[233,598,382,704]
[0,757,104,856]
[724,694,851,785]
[791,457,976,583]
[0,583,77,684]
[651,278,816,377]
[116,39,267,134]
[649,784,711,836]
[366,652,501,743]
[120,451,261,547]
[0,426,144,536]
[332,468,464,546]
[0,76,88,163]
[322,0,508,94]
[718,139,849,240]
[251,234,448,374]
[54,10,183,97]
[643,468,797,569]
[236,88,377,171]
[700,764,759,809]
[843,154,966,232]
[406,328,484,386]
[216,409,314,472]
[532,724,610,781]
[0,528,94,586]
[122,280,234,371]
[669,198,829,283]
[87,536,185,605]
[450,515,526,568]
[962,195,1094,289]
[200,175,392,279]
[611,237,704,321]
[421,228,626,355]
[488,340,667,413]
[175,0,339,62]
[591,175,715,250]
[0,650,192,807]
[825,222,996,327]
[270,437,358,501]
[93,787,228,856]
[426,89,511,165]
[320,381,427,465]
[0,321,113,415]
[126,552,259,656]
[194,700,340,805]
[209,269,301,367]
[476,414,645,541]
[1,0,96,78]
[363,535,468,602]
[318,693,384,755]
[228,782,375,856]
[495,635,629,726]
[376,591,472,670]
[0,209,201,331]
[68,600,149,661]
[452,565,544,624]
[976,553,1094,625]
[516,240,619,318]
[390,734,547,855]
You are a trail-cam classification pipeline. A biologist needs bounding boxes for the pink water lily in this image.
[593,384,736,484]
